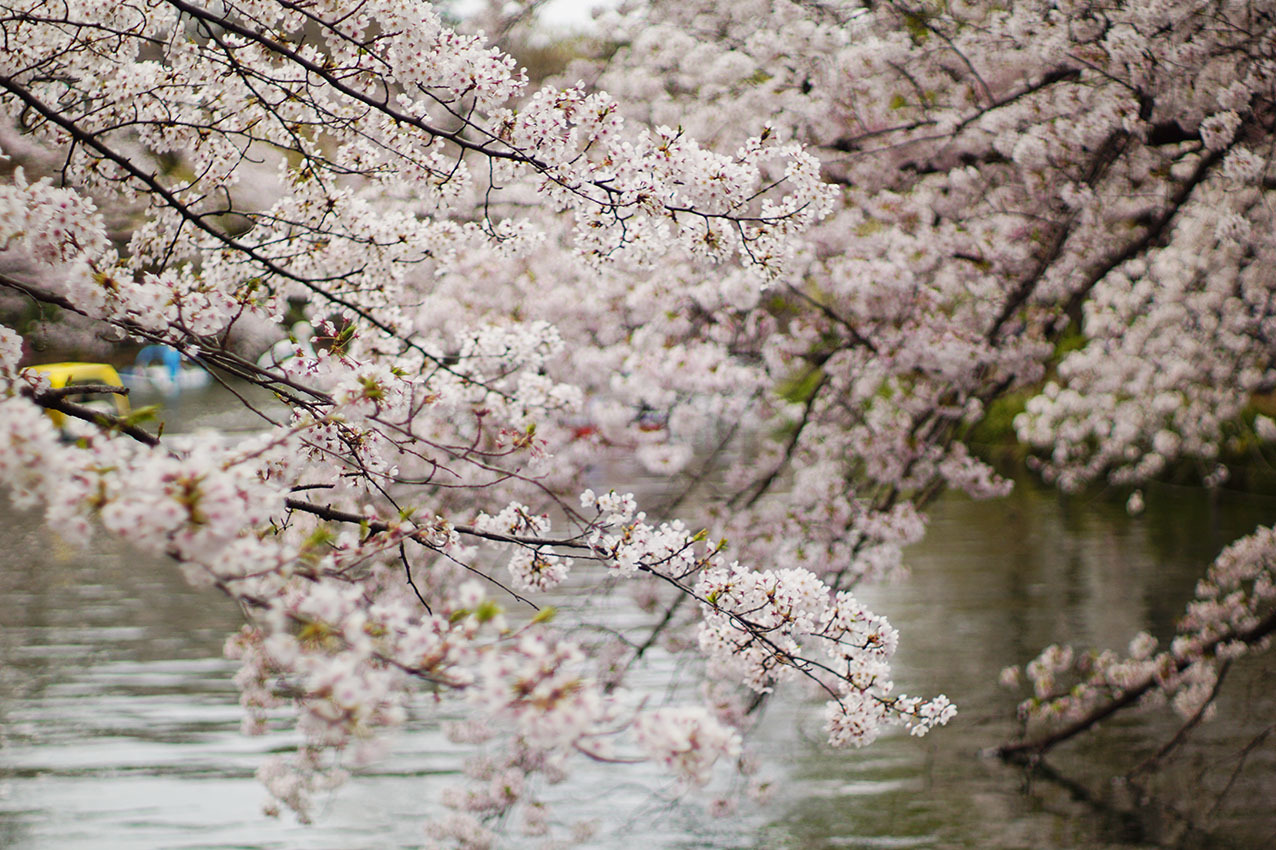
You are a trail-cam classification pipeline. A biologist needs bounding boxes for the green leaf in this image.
[123,405,161,425]
[903,11,931,44]
[475,599,503,622]
[778,366,825,405]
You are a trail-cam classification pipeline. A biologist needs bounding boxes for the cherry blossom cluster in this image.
[695,562,953,746]
[633,706,742,785]
[1014,184,1276,491]
[574,490,954,748]
[2,0,835,321]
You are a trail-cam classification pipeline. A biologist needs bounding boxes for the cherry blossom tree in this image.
[551,0,1276,769]
[0,0,954,842]
[3,0,1276,842]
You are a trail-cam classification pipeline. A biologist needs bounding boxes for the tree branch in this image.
[996,606,1276,761]
[20,386,160,447]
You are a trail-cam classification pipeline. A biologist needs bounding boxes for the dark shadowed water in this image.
[1,383,1273,848]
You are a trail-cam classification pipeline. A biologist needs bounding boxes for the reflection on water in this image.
[760,480,1276,850]
[1,383,1274,848]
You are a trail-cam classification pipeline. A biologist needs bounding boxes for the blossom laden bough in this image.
[999,525,1276,761]
[0,0,943,838]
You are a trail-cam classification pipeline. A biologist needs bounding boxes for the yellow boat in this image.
[24,362,131,429]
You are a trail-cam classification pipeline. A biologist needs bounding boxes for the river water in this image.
[1,383,1274,849]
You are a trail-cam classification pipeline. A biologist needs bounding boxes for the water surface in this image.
[1,383,1273,848]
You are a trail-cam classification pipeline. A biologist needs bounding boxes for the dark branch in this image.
[21,386,160,447]
[996,606,1276,761]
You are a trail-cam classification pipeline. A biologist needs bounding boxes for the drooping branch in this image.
[996,607,1276,762]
